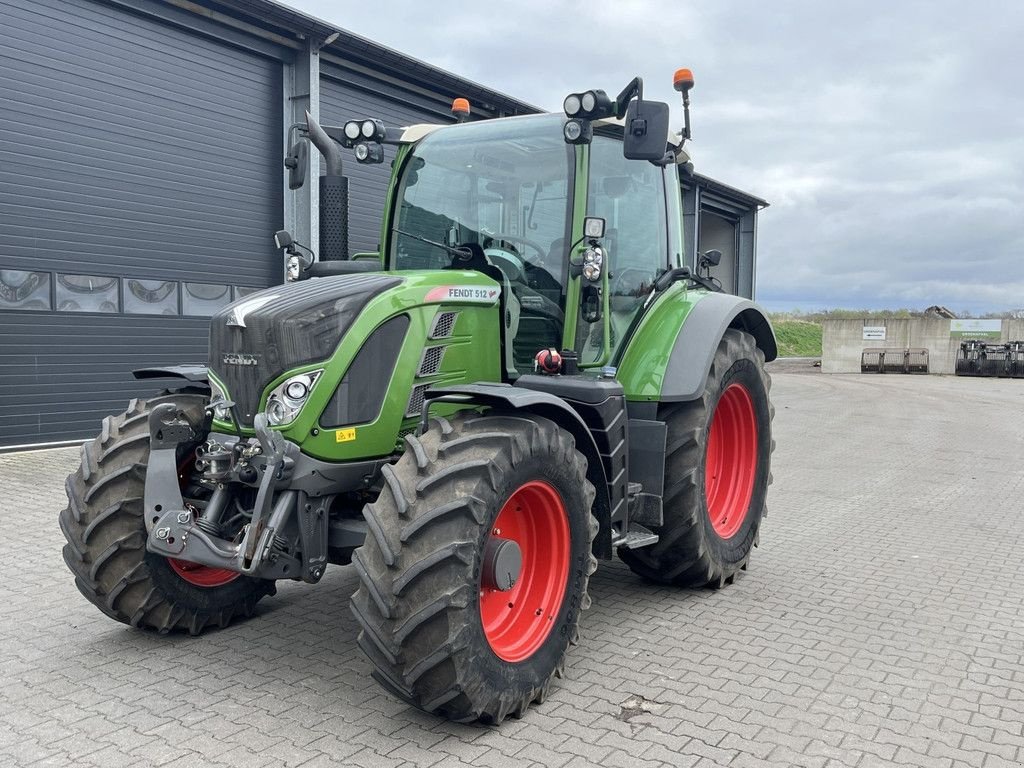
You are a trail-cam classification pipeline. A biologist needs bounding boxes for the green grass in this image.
[771,319,822,357]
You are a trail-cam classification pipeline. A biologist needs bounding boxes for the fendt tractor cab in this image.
[61,70,776,723]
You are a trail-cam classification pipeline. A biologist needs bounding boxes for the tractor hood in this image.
[209,274,402,425]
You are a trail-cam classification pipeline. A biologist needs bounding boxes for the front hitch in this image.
[143,406,308,581]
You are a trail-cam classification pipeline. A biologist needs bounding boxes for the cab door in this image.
[575,135,671,365]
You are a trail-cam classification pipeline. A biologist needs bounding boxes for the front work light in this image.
[563,89,614,120]
[354,142,385,164]
[341,119,384,147]
[563,118,593,145]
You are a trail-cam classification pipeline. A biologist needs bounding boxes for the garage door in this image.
[0,0,283,447]
[320,63,464,255]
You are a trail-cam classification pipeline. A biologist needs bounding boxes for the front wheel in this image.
[619,328,774,587]
[350,412,597,723]
[59,393,274,634]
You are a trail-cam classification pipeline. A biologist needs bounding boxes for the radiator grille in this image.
[417,346,445,377]
[429,311,458,339]
[406,383,431,418]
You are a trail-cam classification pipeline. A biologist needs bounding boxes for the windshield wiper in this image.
[393,228,471,261]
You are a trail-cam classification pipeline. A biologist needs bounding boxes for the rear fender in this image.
[423,383,614,559]
[662,293,776,401]
[618,288,776,403]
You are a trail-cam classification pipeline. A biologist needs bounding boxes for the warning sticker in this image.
[335,428,356,443]
[424,285,500,304]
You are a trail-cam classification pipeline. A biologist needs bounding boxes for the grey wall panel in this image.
[319,64,467,254]
[0,0,283,285]
[0,312,209,445]
[0,0,285,447]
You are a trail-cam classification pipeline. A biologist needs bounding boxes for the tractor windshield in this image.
[391,114,574,371]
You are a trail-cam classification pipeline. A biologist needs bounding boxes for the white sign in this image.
[950,319,1001,339]
[863,326,886,341]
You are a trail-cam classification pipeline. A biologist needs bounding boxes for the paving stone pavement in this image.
[2,372,1024,767]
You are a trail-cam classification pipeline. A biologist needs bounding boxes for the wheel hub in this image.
[482,537,522,591]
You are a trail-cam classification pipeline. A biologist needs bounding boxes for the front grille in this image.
[208,274,401,425]
[320,315,410,428]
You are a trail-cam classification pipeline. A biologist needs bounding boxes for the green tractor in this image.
[60,70,775,723]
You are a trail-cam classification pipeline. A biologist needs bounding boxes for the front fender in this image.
[617,287,776,403]
[133,365,209,384]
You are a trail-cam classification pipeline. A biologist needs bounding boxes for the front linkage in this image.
[144,402,377,584]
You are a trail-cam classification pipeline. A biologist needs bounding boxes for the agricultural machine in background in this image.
[60,69,776,723]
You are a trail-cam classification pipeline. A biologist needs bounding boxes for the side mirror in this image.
[623,99,670,161]
[274,230,294,250]
[284,139,308,190]
[700,249,722,268]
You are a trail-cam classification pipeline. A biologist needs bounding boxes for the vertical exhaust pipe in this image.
[304,110,349,261]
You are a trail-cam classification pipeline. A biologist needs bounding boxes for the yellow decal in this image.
[335,428,357,443]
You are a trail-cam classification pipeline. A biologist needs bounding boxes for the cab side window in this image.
[580,136,667,363]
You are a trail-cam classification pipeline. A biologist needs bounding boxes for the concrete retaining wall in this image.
[821,318,1024,374]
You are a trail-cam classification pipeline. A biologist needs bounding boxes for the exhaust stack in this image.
[305,109,349,261]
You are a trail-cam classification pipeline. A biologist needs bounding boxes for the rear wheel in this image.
[59,392,274,634]
[350,412,597,723]
[619,329,774,587]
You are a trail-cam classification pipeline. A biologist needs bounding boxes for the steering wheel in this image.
[484,233,548,263]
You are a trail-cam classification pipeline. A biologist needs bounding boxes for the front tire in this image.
[619,329,774,587]
[350,412,597,723]
[59,393,274,634]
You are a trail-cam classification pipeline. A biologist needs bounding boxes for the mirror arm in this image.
[614,77,644,118]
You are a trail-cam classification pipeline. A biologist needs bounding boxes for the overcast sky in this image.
[289,0,1023,313]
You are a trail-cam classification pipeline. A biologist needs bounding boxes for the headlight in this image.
[343,121,361,140]
[361,119,376,138]
[582,246,603,282]
[209,378,232,422]
[563,94,581,117]
[264,370,322,427]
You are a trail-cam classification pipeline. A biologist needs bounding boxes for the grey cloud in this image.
[289,0,1024,312]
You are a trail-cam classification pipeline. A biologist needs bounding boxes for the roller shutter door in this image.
[0,0,283,447]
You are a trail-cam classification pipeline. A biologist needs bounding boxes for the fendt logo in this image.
[424,285,501,305]
[222,352,259,366]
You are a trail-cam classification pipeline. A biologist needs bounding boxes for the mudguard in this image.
[661,292,776,401]
[423,383,615,558]
[617,287,776,403]
[133,365,210,384]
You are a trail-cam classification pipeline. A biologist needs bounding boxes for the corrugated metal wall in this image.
[0,0,283,445]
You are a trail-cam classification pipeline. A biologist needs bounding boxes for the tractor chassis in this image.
[144,403,380,582]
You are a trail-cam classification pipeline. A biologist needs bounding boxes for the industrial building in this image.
[0,0,767,448]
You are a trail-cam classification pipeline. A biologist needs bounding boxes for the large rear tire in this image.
[619,329,774,587]
[59,393,274,634]
[350,412,597,723]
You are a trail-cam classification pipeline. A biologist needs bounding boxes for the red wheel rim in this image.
[167,452,240,588]
[705,382,758,539]
[168,557,239,587]
[479,481,570,663]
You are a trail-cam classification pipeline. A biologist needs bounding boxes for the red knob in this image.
[534,348,563,374]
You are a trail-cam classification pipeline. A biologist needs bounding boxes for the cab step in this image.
[619,523,659,550]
